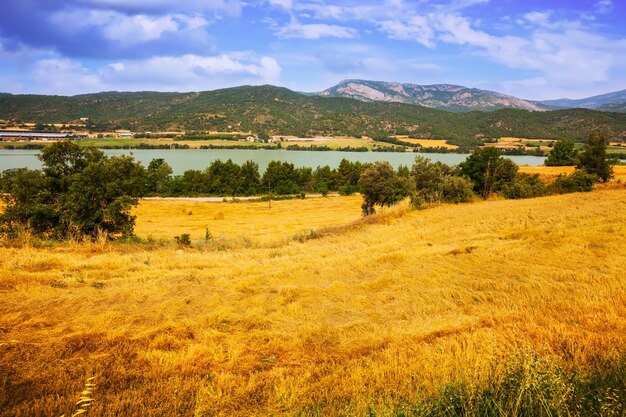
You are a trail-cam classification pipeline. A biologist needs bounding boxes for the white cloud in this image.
[378,16,436,47]
[373,10,626,92]
[275,19,358,40]
[0,51,281,95]
[31,59,103,94]
[50,10,210,45]
[80,0,243,15]
[595,0,613,14]
[521,11,552,27]
[268,0,293,9]
[102,54,282,89]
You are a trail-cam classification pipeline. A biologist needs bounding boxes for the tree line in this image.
[0,135,615,240]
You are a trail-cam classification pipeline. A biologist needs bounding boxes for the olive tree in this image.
[358,161,412,215]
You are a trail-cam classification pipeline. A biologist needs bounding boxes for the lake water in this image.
[0,149,545,175]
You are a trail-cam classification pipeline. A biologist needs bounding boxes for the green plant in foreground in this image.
[175,233,192,246]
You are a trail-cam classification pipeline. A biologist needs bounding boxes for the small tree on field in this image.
[358,161,412,215]
[459,147,518,198]
[577,132,613,182]
[545,140,578,166]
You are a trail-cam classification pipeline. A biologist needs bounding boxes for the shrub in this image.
[441,175,475,203]
[175,233,192,246]
[501,173,547,199]
[551,170,596,194]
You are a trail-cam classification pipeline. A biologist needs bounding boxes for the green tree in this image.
[240,160,261,195]
[146,158,173,194]
[336,159,368,195]
[262,161,301,195]
[207,159,242,195]
[545,139,578,166]
[577,132,613,182]
[1,142,144,239]
[459,147,518,198]
[358,161,412,216]
[312,165,337,194]
[410,156,473,206]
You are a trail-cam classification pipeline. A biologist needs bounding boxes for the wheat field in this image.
[133,195,363,244]
[1,189,626,416]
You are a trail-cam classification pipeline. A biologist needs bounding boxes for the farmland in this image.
[1,187,626,416]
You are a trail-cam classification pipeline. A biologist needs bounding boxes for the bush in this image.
[175,233,192,246]
[501,173,547,199]
[441,175,475,203]
[551,170,596,194]
[359,161,413,215]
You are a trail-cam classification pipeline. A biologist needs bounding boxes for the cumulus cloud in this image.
[1,51,281,95]
[102,54,281,88]
[1,1,215,59]
[50,10,210,45]
[373,10,626,90]
[378,16,436,47]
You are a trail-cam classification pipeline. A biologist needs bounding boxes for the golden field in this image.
[392,137,459,149]
[1,188,626,416]
[519,164,626,183]
[133,196,363,244]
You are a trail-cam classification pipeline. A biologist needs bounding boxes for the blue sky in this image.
[1,0,624,100]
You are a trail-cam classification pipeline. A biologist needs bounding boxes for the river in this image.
[0,149,545,175]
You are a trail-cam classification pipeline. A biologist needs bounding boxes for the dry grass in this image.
[393,137,459,149]
[133,195,363,244]
[519,164,626,183]
[1,189,626,415]
[499,137,552,143]
[279,136,400,150]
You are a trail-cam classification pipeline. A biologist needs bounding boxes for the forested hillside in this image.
[2,86,626,148]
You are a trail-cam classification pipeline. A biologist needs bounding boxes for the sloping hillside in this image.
[2,86,626,146]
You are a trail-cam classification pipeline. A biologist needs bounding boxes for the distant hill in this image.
[317,80,548,112]
[597,103,626,113]
[1,85,626,147]
[541,89,626,110]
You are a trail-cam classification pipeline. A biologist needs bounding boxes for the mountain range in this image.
[317,80,626,113]
[540,89,626,111]
[318,80,547,112]
[2,85,626,148]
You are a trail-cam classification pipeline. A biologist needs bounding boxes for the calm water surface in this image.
[0,149,545,175]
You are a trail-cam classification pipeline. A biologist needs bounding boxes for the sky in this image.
[1,0,625,100]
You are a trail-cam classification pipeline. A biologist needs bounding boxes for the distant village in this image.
[0,117,263,143]
[0,118,334,145]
